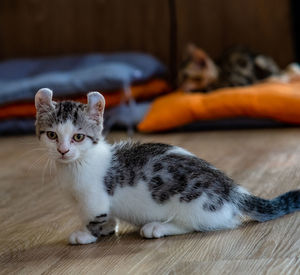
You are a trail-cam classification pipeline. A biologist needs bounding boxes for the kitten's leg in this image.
[140,222,192,239]
[69,215,116,245]
[69,216,116,245]
[69,192,111,245]
[86,215,117,238]
[69,228,97,245]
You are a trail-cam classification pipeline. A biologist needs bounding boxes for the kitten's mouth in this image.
[57,155,76,163]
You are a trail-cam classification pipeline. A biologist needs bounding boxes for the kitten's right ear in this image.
[87,91,105,124]
[187,44,208,67]
[187,43,197,56]
[35,88,55,110]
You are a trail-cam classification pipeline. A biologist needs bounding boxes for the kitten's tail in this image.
[234,189,300,222]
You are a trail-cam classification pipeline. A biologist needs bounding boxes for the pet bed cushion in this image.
[138,81,300,132]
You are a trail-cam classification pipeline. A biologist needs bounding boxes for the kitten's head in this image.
[219,46,280,85]
[178,44,219,91]
[35,88,105,164]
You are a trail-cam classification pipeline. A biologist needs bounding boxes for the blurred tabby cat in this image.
[179,44,280,92]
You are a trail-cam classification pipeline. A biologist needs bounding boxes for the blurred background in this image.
[0,0,296,68]
[0,0,300,135]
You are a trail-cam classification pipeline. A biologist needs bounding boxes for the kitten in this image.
[35,88,300,244]
[178,44,219,91]
[179,44,280,92]
[217,46,280,88]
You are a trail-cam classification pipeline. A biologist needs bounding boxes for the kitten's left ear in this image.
[87,92,105,123]
[35,88,55,111]
[187,43,197,56]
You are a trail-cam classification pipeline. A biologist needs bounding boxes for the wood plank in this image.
[0,129,299,274]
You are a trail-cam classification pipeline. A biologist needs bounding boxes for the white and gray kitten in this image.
[35,88,300,244]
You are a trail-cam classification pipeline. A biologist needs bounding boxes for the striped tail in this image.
[235,190,300,222]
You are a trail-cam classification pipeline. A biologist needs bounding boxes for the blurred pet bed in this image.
[138,78,300,132]
[0,53,170,134]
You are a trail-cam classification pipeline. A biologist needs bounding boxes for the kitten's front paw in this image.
[87,219,116,238]
[140,222,165,239]
[69,230,97,245]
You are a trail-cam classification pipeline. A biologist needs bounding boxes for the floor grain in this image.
[0,129,299,274]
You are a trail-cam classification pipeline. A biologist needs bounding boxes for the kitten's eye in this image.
[46,131,57,140]
[237,58,247,68]
[73,134,85,142]
[197,58,207,68]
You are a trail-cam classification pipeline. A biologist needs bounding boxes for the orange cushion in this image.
[0,78,170,121]
[138,81,300,132]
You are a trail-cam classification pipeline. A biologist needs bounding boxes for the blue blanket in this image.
[0,52,166,105]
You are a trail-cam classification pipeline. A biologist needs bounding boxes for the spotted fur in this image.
[104,142,171,195]
[104,143,233,206]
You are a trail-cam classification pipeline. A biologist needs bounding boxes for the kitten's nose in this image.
[57,148,70,155]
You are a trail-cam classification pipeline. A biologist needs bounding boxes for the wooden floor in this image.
[0,129,299,274]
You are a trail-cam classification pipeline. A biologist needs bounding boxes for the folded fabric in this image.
[138,81,300,132]
[0,79,169,121]
[0,52,166,105]
[0,118,36,135]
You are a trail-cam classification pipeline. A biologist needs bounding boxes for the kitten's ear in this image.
[187,44,209,68]
[35,88,55,110]
[187,43,198,56]
[87,91,105,123]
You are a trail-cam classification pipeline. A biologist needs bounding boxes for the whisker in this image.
[42,158,50,185]
[17,139,39,146]
[19,147,47,160]
[26,152,48,173]
[49,159,56,179]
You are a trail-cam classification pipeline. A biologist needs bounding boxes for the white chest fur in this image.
[55,141,112,222]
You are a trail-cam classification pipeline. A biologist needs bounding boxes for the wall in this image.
[0,0,294,71]
[176,0,294,67]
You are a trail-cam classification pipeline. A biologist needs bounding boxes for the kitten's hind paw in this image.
[140,222,191,239]
[140,222,165,239]
[69,230,97,245]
